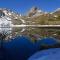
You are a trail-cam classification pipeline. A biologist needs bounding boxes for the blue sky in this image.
[0,0,60,15]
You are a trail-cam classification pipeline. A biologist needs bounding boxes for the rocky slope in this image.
[24,7,60,25]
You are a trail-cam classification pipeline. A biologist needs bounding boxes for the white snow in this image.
[0,16,12,34]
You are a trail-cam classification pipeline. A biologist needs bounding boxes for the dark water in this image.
[0,36,59,60]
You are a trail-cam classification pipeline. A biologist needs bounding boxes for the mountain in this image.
[1,8,21,17]
[0,7,60,25]
[28,7,44,17]
[0,8,23,25]
[24,7,60,25]
[54,8,60,13]
[51,8,60,16]
[0,8,23,35]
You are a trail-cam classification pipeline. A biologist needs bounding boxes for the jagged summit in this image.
[28,7,44,17]
[0,8,21,18]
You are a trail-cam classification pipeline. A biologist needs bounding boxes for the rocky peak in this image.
[28,7,43,17]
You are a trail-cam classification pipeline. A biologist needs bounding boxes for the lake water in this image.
[0,36,59,60]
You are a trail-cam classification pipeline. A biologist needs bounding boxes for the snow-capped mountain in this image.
[50,8,60,15]
[0,8,21,19]
[0,8,22,34]
[54,8,60,12]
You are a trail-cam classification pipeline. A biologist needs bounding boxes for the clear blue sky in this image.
[0,0,60,15]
